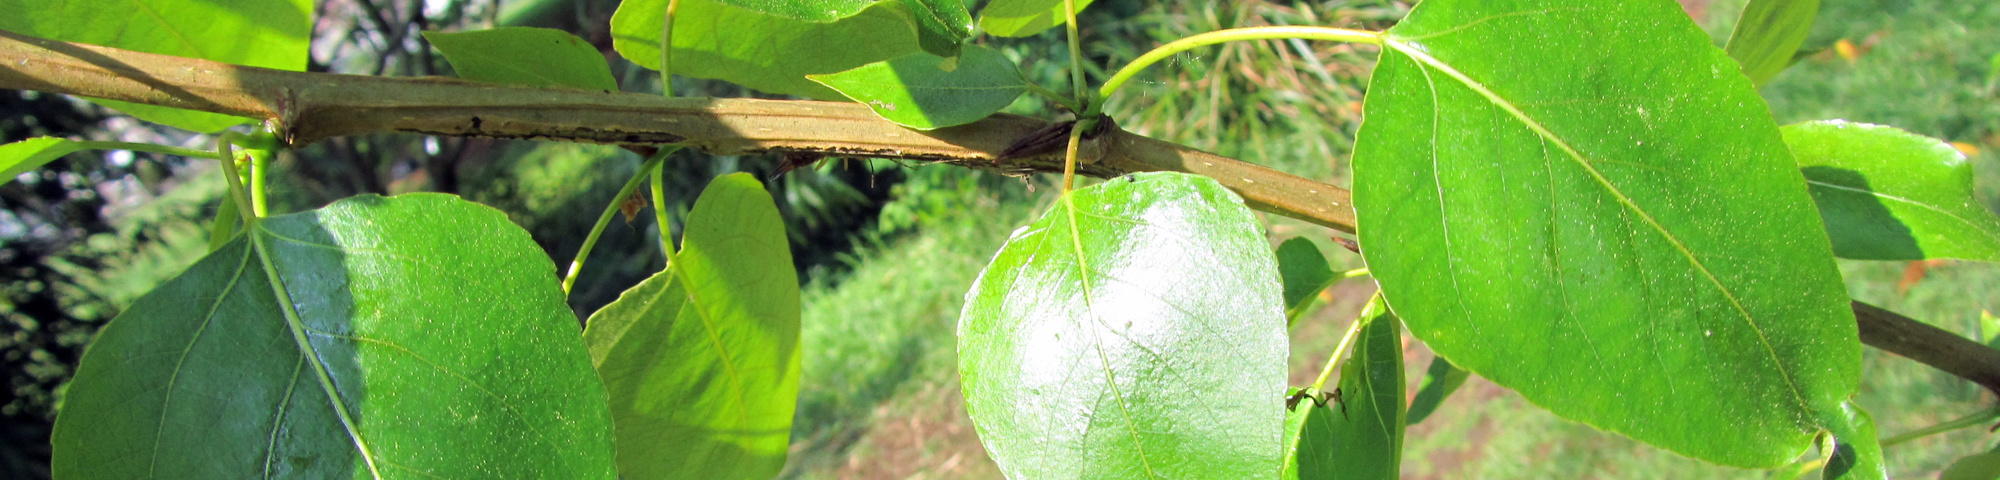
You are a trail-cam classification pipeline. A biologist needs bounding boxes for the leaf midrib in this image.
[670,254,756,433]
[1058,193,1161,479]
[250,226,385,479]
[1381,36,1815,416]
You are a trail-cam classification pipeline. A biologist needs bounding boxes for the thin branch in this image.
[1854,301,2000,395]
[0,27,1357,231]
[3,29,1998,397]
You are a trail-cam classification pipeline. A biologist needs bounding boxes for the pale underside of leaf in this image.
[960,174,1284,479]
[1057,195,1162,478]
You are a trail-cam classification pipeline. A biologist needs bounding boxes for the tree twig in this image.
[2,28,1995,397]
[1854,301,2000,395]
[0,28,1357,231]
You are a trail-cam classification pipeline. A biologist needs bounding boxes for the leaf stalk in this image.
[649,147,680,260]
[213,138,259,222]
[1095,26,1382,108]
[1311,298,1376,392]
[660,0,680,98]
[1879,404,2000,447]
[561,150,671,295]
[72,141,222,160]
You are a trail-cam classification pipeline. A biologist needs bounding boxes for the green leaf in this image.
[583,173,801,480]
[689,0,969,56]
[1724,0,1820,86]
[808,45,1027,130]
[1276,237,1337,328]
[0,137,85,186]
[978,0,1094,38]
[1782,120,2000,261]
[0,0,313,132]
[1280,397,1337,480]
[1405,355,1469,426]
[1981,310,1998,348]
[958,172,1288,478]
[426,27,620,92]
[612,0,923,99]
[1988,53,2000,88]
[1353,0,1858,467]
[897,0,974,58]
[51,194,617,478]
[1819,402,1884,480]
[1282,294,1405,480]
[1942,446,2000,480]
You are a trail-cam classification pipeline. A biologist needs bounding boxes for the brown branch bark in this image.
[1854,301,2000,395]
[2,28,1995,397]
[0,28,1357,232]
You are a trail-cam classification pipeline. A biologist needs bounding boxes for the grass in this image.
[782,0,2000,477]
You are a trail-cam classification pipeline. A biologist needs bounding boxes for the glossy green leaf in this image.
[1819,402,1884,480]
[51,194,616,478]
[1281,294,1405,480]
[809,45,1026,130]
[426,27,620,92]
[1782,120,2000,261]
[583,173,801,480]
[1724,0,1820,86]
[0,0,312,131]
[1,137,84,185]
[611,0,922,99]
[1405,356,1469,426]
[1941,446,2000,480]
[978,0,1094,38]
[1353,0,1858,467]
[1276,237,1337,328]
[958,172,1288,479]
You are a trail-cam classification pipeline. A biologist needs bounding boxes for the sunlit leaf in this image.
[1724,0,1820,86]
[978,0,1094,38]
[681,0,967,57]
[51,194,617,478]
[612,0,923,99]
[583,173,801,480]
[1782,120,2000,261]
[959,172,1288,478]
[426,27,621,92]
[0,137,84,186]
[0,0,312,131]
[809,45,1027,130]
[1352,0,1858,467]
